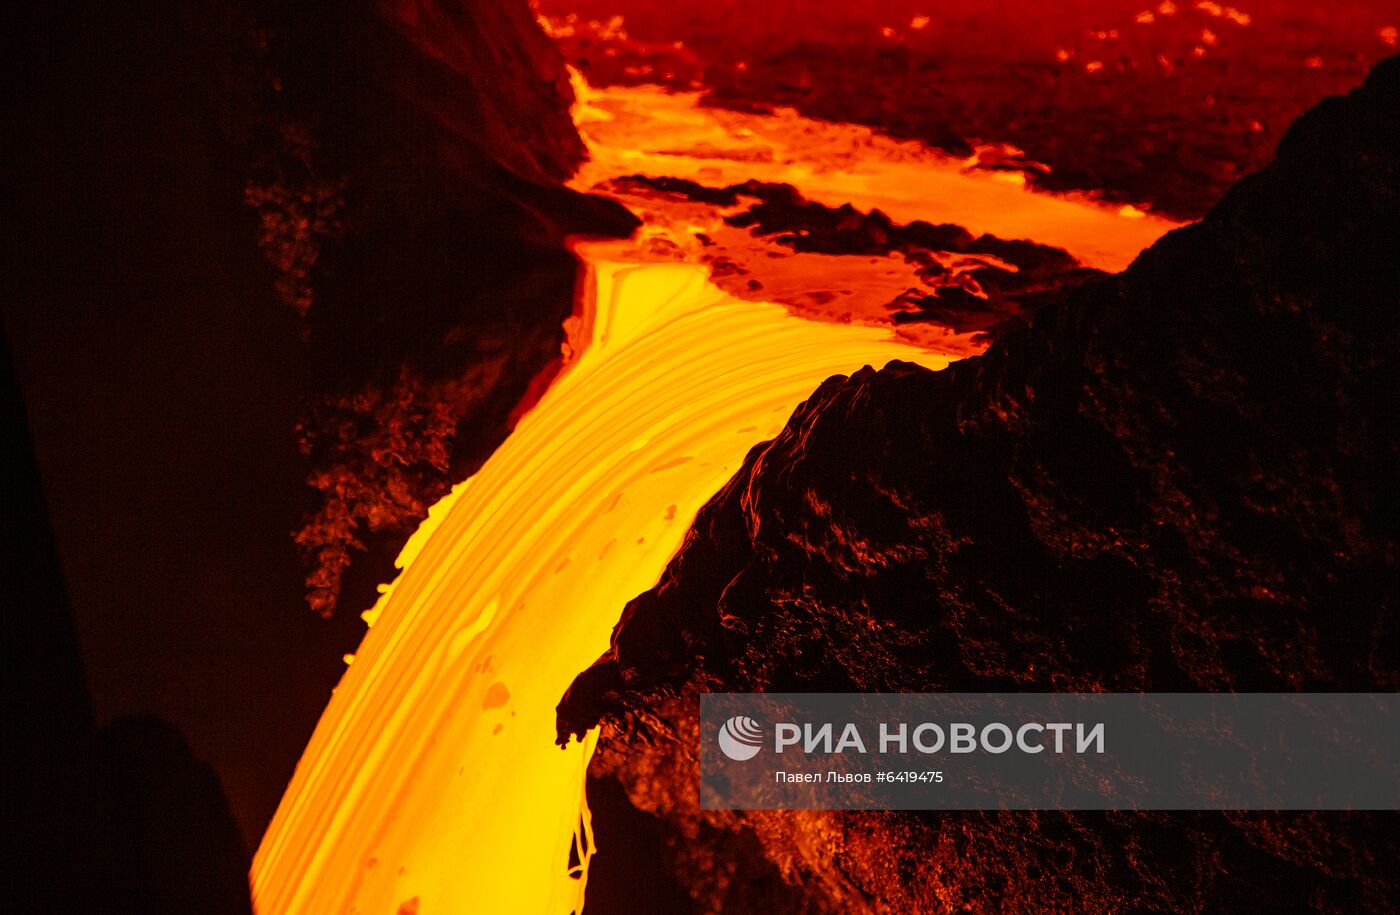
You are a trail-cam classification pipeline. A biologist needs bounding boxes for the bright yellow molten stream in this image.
[251,254,953,914]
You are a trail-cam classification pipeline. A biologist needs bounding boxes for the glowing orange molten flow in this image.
[251,254,952,913]
[252,73,1173,914]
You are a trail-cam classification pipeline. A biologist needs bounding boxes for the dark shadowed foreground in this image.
[4,335,251,914]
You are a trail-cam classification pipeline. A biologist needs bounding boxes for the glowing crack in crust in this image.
[569,74,1180,273]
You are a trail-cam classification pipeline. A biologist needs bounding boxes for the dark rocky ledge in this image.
[250,0,641,614]
[561,55,1400,913]
[608,175,1099,337]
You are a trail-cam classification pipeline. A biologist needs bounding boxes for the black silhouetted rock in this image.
[64,717,254,915]
[561,55,1400,913]
[5,333,252,914]
[3,330,94,914]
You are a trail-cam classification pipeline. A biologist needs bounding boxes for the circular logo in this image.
[717,715,764,761]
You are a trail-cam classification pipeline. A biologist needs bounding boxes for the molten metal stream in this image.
[252,76,1173,914]
[252,258,952,913]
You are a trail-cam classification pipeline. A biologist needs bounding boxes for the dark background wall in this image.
[10,0,623,852]
[14,0,362,847]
